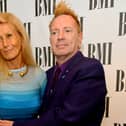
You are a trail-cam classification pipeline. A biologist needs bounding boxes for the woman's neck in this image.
[6,58,25,69]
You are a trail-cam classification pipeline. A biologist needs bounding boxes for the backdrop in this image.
[1,0,126,125]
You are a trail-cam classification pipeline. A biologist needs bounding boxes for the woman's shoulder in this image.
[30,66,46,75]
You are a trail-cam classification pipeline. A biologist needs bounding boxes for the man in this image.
[0,1,107,126]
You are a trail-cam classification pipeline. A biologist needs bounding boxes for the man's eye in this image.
[65,29,71,32]
[51,31,57,35]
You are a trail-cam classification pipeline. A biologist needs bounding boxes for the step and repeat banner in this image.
[0,0,126,125]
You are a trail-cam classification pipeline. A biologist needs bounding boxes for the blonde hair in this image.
[0,12,36,79]
[49,1,81,32]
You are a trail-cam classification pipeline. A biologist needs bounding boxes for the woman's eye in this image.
[0,37,2,42]
[7,34,12,37]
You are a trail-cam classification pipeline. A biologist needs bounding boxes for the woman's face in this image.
[0,23,22,61]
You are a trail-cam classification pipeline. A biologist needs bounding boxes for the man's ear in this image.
[78,32,83,49]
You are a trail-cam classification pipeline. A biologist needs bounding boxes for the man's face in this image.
[50,15,82,60]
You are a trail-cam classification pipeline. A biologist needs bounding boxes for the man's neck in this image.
[56,51,78,66]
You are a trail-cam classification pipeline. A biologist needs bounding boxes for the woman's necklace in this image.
[8,65,28,77]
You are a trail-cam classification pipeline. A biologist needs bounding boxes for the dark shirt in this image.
[54,51,80,79]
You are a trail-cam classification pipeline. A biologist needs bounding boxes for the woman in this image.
[0,12,47,121]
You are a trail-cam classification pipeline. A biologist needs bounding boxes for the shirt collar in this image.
[55,51,80,73]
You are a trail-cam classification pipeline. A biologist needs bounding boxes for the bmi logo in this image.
[116,70,126,92]
[89,0,114,10]
[88,42,112,65]
[118,12,126,36]
[0,0,7,12]
[35,46,55,67]
[35,0,56,16]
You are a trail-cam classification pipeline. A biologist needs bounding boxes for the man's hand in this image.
[0,120,14,126]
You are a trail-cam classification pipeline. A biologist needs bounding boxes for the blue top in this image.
[0,66,47,121]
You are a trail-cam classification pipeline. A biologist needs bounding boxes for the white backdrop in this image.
[2,0,126,125]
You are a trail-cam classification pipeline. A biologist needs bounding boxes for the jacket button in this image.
[61,75,66,79]
[50,89,54,95]
[37,115,40,118]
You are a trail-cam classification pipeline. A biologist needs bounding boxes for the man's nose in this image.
[58,31,64,39]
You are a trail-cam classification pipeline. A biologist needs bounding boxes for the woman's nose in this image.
[3,38,9,47]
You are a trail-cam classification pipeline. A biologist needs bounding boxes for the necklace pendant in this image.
[19,72,25,77]
[8,71,13,76]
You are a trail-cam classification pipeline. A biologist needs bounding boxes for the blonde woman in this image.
[0,13,47,121]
